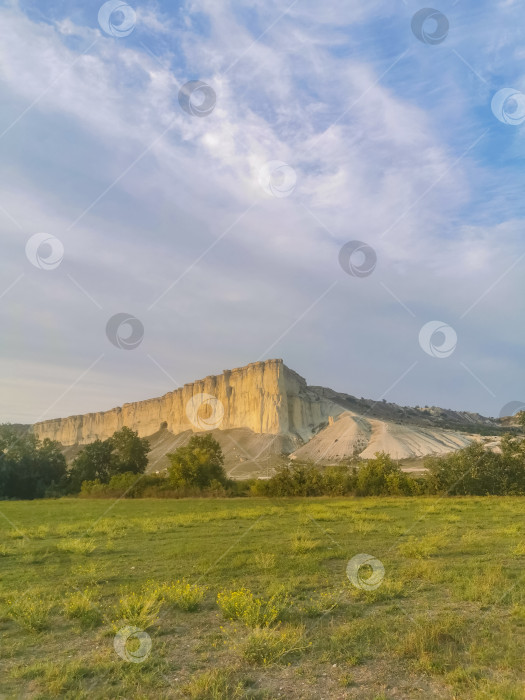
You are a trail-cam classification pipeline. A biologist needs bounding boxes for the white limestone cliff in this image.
[33,359,343,446]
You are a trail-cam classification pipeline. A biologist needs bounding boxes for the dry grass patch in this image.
[56,538,96,555]
[398,613,467,674]
[238,625,308,666]
[398,532,450,559]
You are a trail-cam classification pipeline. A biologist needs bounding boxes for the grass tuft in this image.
[112,590,162,630]
[238,625,308,666]
[182,668,256,699]
[290,531,319,554]
[398,532,449,559]
[64,589,103,628]
[217,587,288,628]
[145,579,207,612]
[6,595,53,632]
[56,538,96,555]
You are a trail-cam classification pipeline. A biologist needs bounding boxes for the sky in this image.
[0,0,524,424]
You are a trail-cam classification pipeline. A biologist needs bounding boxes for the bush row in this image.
[3,423,525,500]
[80,435,525,498]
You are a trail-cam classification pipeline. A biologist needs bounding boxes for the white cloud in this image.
[0,0,523,421]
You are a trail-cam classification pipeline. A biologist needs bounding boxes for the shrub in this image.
[80,473,169,498]
[79,479,105,497]
[112,591,162,630]
[296,591,340,618]
[101,471,144,495]
[206,478,228,497]
[165,580,207,611]
[356,453,415,496]
[7,595,53,632]
[323,465,358,495]
[147,579,207,612]
[217,587,288,628]
[261,461,330,497]
[425,438,525,496]
[255,456,419,498]
[64,590,102,628]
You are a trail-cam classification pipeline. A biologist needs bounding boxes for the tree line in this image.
[0,425,149,499]
[2,423,525,499]
[0,425,231,499]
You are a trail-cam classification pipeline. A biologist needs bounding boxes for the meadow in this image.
[0,497,524,699]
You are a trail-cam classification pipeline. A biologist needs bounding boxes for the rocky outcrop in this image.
[33,359,343,447]
[32,359,483,469]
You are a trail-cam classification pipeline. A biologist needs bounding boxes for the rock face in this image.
[33,359,343,447]
[33,358,484,470]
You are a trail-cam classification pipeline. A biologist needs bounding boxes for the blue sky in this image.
[0,0,524,423]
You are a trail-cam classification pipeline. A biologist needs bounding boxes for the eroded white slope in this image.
[291,412,472,463]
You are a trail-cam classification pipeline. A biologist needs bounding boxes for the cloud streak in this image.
[0,0,523,423]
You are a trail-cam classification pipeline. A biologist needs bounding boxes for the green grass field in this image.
[0,497,524,699]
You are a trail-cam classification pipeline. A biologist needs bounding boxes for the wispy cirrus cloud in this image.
[0,0,523,422]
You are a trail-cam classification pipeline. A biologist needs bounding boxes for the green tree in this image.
[109,426,150,475]
[69,439,115,492]
[263,461,326,497]
[0,425,66,499]
[36,438,68,489]
[499,434,525,493]
[424,440,525,496]
[355,453,414,496]
[255,460,358,497]
[168,434,226,489]
[68,427,150,493]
